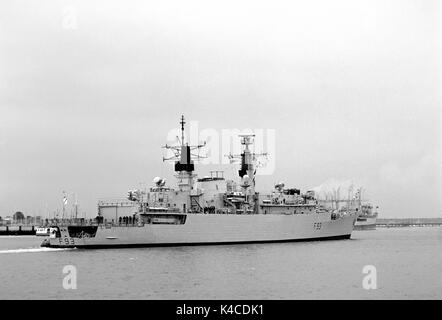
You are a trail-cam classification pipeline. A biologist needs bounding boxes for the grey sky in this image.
[0,0,440,218]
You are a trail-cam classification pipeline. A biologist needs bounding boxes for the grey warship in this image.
[42,116,358,249]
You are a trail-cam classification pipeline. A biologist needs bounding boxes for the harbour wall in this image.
[0,225,36,235]
[377,218,442,227]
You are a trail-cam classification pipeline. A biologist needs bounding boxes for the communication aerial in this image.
[225,134,268,178]
[162,115,206,173]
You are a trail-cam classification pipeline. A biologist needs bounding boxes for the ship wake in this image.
[0,247,75,254]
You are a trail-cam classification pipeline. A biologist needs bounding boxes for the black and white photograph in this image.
[0,0,441,308]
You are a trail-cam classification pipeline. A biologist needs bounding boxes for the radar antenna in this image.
[225,134,268,176]
[162,115,206,165]
[161,115,206,193]
[224,134,268,195]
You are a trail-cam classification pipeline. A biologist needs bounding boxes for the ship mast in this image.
[162,115,205,194]
[180,115,185,150]
[226,134,267,212]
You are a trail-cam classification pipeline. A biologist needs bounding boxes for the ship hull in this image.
[42,213,357,249]
[354,216,377,230]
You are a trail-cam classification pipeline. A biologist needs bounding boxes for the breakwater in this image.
[377,218,442,227]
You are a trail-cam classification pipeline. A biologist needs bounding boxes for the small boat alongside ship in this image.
[41,116,359,249]
[314,182,379,231]
[354,203,378,230]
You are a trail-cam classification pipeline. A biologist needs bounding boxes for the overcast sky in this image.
[0,0,440,218]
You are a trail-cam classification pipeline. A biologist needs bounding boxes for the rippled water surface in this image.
[0,227,441,299]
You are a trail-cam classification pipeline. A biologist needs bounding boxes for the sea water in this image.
[0,227,441,299]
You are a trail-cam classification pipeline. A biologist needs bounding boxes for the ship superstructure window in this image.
[140,213,186,225]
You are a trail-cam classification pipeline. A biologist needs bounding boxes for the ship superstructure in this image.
[42,116,358,249]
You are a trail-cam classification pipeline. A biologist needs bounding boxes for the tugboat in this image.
[42,116,358,249]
